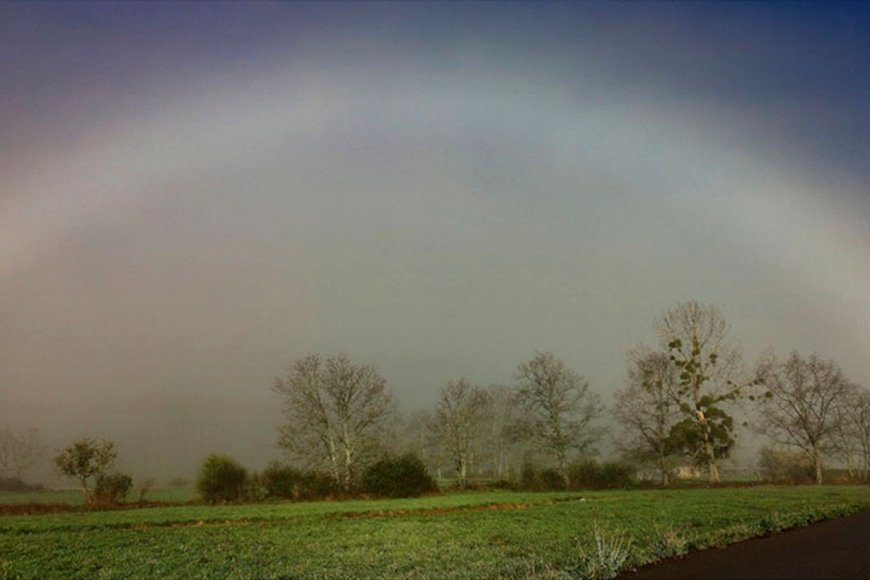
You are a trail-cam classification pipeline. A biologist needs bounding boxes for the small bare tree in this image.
[513,351,604,485]
[755,351,855,485]
[273,353,395,492]
[432,378,490,488]
[656,300,748,483]
[612,348,681,485]
[0,427,44,480]
[136,478,157,503]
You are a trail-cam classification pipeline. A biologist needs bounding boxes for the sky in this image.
[1,2,869,481]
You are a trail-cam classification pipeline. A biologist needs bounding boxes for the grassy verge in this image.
[1,486,868,578]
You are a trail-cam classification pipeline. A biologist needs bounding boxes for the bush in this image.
[93,473,133,506]
[516,459,636,492]
[568,460,600,489]
[520,461,544,491]
[484,479,516,491]
[196,454,247,503]
[450,480,487,492]
[362,454,437,498]
[758,447,814,484]
[242,472,267,503]
[647,525,689,560]
[260,463,304,499]
[540,468,566,490]
[518,463,569,491]
[260,463,338,501]
[596,461,636,489]
[568,460,635,490]
[0,476,44,492]
[575,523,633,580]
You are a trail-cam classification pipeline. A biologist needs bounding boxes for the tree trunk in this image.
[697,407,720,484]
[557,449,569,487]
[326,438,340,489]
[701,427,720,483]
[813,448,824,485]
[658,452,670,486]
[343,459,353,492]
[78,477,92,505]
[707,459,721,484]
[342,420,354,492]
[843,453,857,480]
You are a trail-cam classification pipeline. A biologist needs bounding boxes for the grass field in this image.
[1,486,869,579]
[0,487,197,506]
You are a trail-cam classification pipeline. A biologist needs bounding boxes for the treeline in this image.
[268,300,870,493]
[8,299,870,504]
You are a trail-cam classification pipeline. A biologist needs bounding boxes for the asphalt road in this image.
[620,510,870,580]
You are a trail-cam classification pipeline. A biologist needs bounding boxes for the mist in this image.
[1,2,868,483]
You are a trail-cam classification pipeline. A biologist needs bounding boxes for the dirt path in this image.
[620,510,870,580]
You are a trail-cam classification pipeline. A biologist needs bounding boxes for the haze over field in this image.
[1,2,868,481]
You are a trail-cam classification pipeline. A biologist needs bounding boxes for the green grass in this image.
[0,487,196,506]
[1,486,869,578]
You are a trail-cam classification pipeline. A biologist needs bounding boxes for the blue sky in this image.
[1,2,868,477]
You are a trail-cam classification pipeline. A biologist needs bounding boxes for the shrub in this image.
[758,447,814,484]
[362,454,437,498]
[520,461,544,491]
[242,472,267,503]
[519,463,571,491]
[260,463,338,501]
[596,461,636,489]
[540,468,566,490]
[0,476,44,492]
[516,459,635,492]
[260,463,302,498]
[93,473,133,506]
[484,479,515,491]
[568,459,635,490]
[575,523,633,580]
[196,454,247,503]
[568,459,600,489]
[647,525,689,560]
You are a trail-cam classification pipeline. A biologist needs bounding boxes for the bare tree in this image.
[656,300,748,483]
[0,427,43,480]
[848,387,870,479]
[829,384,867,480]
[273,353,395,491]
[513,351,604,485]
[756,351,856,484]
[831,385,870,479]
[481,385,522,480]
[399,409,445,482]
[612,348,681,485]
[432,378,490,488]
